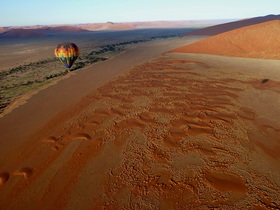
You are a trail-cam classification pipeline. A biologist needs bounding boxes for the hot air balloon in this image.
[54,42,79,69]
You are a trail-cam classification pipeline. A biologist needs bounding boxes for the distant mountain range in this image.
[0,26,89,38]
[1,15,280,39]
[0,19,231,38]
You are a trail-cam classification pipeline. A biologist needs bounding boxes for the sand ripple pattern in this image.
[0,56,279,209]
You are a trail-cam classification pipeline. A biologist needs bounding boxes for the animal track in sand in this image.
[51,146,60,151]
[13,167,33,179]
[89,107,124,125]
[0,172,10,186]
[42,135,64,151]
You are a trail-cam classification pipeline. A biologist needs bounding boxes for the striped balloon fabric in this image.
[54,42,79,68]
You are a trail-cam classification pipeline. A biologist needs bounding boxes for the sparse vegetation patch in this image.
[0,33,183,114]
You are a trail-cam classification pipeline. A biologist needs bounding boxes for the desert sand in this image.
[185,14,280,36]
[0,19,229,36]
[173,20,280,60]
[0,30,280,208]
[0,28,192,71]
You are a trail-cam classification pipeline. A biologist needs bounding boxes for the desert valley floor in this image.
[0,35,280,209]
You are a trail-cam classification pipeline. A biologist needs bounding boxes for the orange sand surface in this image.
[185,14,280,36]
[173,20,280,60]
[1,41,280,209]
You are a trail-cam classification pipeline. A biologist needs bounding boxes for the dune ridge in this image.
[0,19,231,38]
[172,20,280,60]
[185,14,280,35]
[0,26,89,38]
[0,52,279,209]
[0,29,47,38]
[0,18,280,209]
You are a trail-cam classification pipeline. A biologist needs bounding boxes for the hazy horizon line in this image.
[1,18,242,28]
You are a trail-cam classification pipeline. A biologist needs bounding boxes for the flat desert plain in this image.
[0,35,280,209]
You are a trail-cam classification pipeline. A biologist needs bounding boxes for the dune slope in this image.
[0,26,89,38]
[172,20,280,60]
[0,29,46,38]
[185,14,280,36]
[0,50,280,209]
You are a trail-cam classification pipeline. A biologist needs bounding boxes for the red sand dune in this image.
[132,21,189,28]
[41,25,89,33]
[0,35,280,208]
[0,19,233,38]
[1,54,280,208]
[1,19,231,37]
[0,26,89,38]
[130,20,230,29]
[79,22,135,30]
[0,29,46,38]
[172,20,280,60]
[185,14,280,36]
[77,21,200,31]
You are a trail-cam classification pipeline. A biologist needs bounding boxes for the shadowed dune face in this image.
[42,26,89,33]
[172,20,280,60]
[0,21,198,38]
[0,27,5,33]
[0,19,226,36]
[0,53,279,209]
[0,29,47,38]
[0,26,89,38]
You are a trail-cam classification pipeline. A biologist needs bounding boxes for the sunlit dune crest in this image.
[78,20,228,30]
[78,22,135,30]
[185,14,280,35]
[172,20,280,60]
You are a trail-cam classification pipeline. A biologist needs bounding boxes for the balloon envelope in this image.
[54,42,79,68]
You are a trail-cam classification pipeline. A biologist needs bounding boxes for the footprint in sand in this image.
[0,172,10,186]
[13,167,33,179]
[71,133,92,141]
[42,136,64,151]
[42,136,59,143]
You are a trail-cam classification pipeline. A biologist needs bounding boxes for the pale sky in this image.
[1,0,279,26]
